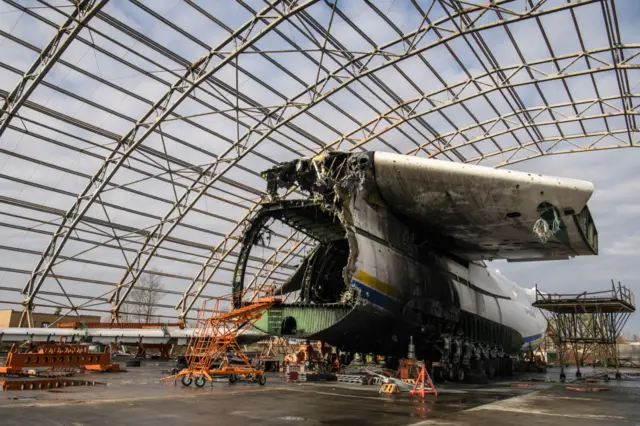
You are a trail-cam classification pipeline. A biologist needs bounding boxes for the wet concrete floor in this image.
[0,361,638,425]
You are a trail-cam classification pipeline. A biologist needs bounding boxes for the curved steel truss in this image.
[0,0,636,325]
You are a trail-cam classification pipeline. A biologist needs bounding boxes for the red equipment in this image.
[409,363,437,398]
[163,286,278,387]
[0,341,120,374]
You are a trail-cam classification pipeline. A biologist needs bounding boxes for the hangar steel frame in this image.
[0,0,636,325]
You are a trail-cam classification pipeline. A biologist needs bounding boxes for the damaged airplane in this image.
[234,152,598,380]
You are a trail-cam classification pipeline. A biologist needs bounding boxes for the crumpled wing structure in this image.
[372,152,598,261]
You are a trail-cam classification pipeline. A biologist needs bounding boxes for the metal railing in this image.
[535,280,635,309]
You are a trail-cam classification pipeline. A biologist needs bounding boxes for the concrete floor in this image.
[1,361,639,426]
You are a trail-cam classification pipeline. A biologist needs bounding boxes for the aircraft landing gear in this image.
[456,366,465,381]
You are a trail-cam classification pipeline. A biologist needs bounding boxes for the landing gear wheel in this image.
[258,374,267,386]
[448,368,455,381]
[229,374,237,384]
[181,376,193,387]
[473,360,485,375]
[492,359,500,378]
[560,372,566,382]
[195,376,206,388]
[504,357,514,377]
[432,366,442,382]
[486,360,496,379]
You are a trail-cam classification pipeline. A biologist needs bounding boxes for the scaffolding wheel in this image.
[181,376,193,387]
[195,376,206,388]
[615,372,622,380]
[258,374,267,386]
[229,374,237,384]
[560,373,566,382]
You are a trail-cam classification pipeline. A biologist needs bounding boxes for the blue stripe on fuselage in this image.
[353,278,545,349]
[523,332,544,343]
[351,278,402,312]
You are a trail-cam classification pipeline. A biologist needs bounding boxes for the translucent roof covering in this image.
[0,0,637,325]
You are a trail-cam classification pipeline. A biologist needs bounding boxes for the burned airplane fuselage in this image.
[233,152,598,368]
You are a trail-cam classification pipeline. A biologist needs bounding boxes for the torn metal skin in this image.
[237,153,460,357]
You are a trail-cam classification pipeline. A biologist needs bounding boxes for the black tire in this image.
[229,374,237,384]
[181,376,193,387]
[432,366,442,382]
[472,359,485,374]
[504,357,514,377]
[258,374,267,386]
[491,359,500,378]
[498,358,506,377]
[195,376,206,388]
[486,361,496,379]
[447,368,455,381]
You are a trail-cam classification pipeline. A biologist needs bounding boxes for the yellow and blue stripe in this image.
[351,270,403,312]
[522,332,545,348]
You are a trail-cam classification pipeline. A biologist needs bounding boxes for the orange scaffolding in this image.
[163,286,279,387]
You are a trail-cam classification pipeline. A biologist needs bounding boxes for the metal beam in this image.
[0,0,108,137]
[1,0,633,323]
[107,0,600,317]
[20,0,318,319]
[329,47,638,154]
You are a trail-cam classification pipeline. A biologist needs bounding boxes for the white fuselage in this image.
[444,259,547,350]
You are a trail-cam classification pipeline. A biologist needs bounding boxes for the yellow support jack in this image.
[379,383,400,394]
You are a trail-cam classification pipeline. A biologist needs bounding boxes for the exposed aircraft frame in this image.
[0,0,635,325]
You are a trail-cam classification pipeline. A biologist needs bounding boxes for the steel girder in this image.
[0,0,108,138]
[115,0,568,319]
[333,46,639,154]
[29,0,602,317]
[18,0,319,324]
[164,0,613,319]
[0,0,635,322]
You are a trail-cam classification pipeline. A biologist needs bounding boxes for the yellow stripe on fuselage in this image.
[352,270,402,300]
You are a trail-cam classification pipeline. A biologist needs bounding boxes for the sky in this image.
[0,0,638,334]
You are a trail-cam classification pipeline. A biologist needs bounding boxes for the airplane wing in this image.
[372,152,598,262]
